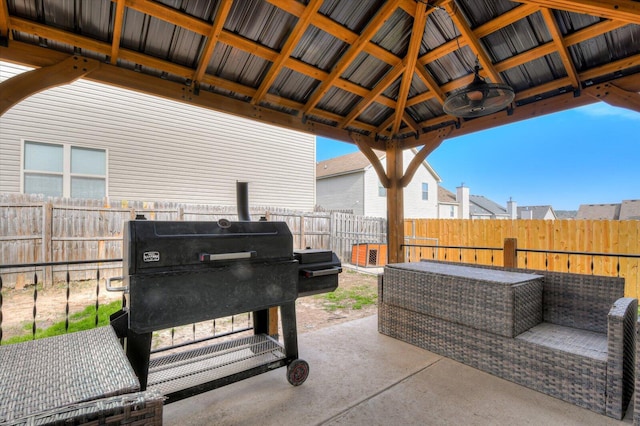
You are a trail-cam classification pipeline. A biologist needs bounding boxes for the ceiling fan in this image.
[443,64,515,118]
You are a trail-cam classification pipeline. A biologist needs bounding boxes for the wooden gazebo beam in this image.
[0,55,100,116]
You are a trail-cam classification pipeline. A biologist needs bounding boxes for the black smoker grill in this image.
[109,216,341,403]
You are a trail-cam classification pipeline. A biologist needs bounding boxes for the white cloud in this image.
[576,103,640,121]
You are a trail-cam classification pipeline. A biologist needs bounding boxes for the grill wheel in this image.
[287,359,309,386]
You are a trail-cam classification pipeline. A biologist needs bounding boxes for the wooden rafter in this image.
[376,114,396,136]
[352,136,389,189]
[402,112,420,134]
[400,73,640,151]
[519,0,640,24]
[2,0,638,147]
[9,7,634,142]
[474,4,539,38]
[587,82,640,112]
[193,0,233,84]
[392,0,428,135]
[0,55,100,115]
[251,0,323,105]
[109,0,126,65]
[0,0,10,42]
[414,65,447,104]
[540,8,580,90]
[340,60,406,128]
[443,1,503,84]
[302,0,401,115]
[494,19,627,74]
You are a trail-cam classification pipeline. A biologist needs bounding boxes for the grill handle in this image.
[301,266,342,278]
[199,251,257,262]
[106,276,128,292]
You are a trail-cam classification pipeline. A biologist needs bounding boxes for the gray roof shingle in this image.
[620,200,640,220]
[316,150,384,179]
[576,204,621,220]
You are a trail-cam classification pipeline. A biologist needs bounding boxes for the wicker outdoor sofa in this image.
[378,260,636,420]
[0,326,164,425]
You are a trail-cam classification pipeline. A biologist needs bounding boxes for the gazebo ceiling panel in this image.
[342,52,392,91]
[291,26,347,71]
[457,0,521,28]
[570,26,640,70]
[427,47,478,85]
[0,0,638,149]
[423,8,457,49]
[209,44,271,87]
[370,8,413,57]
[315,85,361,116]
[271,68,318,102]
[356,101,393,127]
[225,0,296,51]
[504,53,567,93]
[554,9,601,33]
[481,17,550,63]
[320,0,385,33]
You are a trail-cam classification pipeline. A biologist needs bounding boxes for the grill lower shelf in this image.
[147,334,288,402]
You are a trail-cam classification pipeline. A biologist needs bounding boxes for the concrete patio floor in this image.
[163,315,634,425]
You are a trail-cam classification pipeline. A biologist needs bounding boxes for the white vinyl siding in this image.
[363,150,440,219]
[316,173,364,215]
[1,62,315,210]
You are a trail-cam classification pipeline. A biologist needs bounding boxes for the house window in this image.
[450,205,455,218]
[422,182,428,200]
[23,142,64,197]
[23,141,106,199]
[378,182,386,197]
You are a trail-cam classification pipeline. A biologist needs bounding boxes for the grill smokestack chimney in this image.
[236,181,251,221]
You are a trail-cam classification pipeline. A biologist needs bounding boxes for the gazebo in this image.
[1,0,639,262]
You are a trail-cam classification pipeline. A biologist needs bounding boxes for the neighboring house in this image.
[555,210,578,219]
[469,195,510,219]
[316,150,441,218]
[438,185,510,220]
[0,61,316,211]
[577,200,640,220]
[437,185,459,219]
[439,187,557,220]
[516,205,557,220]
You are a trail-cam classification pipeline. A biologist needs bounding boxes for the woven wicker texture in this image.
[384,262,543,338]
[415,260,625,334]
[634,318,640,426]
[4,390,163,426]
[379,262,636,420]
[0,327,140,423]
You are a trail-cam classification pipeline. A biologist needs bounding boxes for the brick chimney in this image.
[456,184,469,219]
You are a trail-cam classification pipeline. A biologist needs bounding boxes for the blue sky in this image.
[316,103,639,211]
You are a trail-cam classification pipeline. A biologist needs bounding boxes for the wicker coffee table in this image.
[0,326,161,425]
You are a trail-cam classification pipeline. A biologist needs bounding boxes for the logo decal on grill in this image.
[143,251,160,262]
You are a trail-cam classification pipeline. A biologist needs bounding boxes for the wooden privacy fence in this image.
[0,194,333,288]
[405,219,640,298]
[330,212,387,265]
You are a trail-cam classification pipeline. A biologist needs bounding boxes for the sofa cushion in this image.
[516,322,607,361]
[385,262,543,337]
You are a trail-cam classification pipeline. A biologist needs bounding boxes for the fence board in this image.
[408,219,640,298]
[0,195,335,287]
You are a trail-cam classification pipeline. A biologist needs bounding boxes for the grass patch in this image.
[315,285,377,312]
[1,300,122,345]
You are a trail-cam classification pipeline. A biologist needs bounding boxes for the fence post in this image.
[43,202,53,286]
[299,213,305,249]
[504,238,518,268]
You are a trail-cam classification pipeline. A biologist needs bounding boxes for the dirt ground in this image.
[0,268,379,345]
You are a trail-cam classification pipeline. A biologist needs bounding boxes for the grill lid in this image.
[124,220,294,274]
